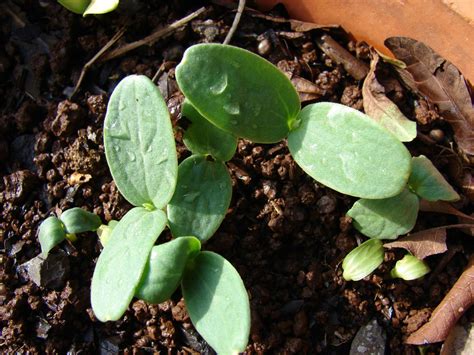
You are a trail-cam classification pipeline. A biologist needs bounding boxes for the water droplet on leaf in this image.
[223,102,240,115]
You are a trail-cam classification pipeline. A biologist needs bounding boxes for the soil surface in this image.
[1,1,473,354]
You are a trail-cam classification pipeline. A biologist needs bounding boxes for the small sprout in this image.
[390,254,430,280]
[347,188,419,240]
[408,155,460,202]
[65,233,78,242]
[57,0,119,16]
[60,207,102,234]
[288,103,412,199]
[96,220,118,247]
[342,239,384,281]
[38,216,66,255]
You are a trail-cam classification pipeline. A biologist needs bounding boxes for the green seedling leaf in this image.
[60,207,101,234]
[91,207,166,322]
[96,220,118,247]
[342,239,384,281]
[167,155,232,242]
[38,216,66,255]
[104,75,178,209]
[390,254,430,280]
[362,53,417,142]
[182,100,237,161]
[57,0,90,14]
[288,102,412,199]
[408,155,460,202]
[83,0,119,16]
[176,44,300,143]
[182,251,250,354]
[135,237,201,304]
[347,188,419,240]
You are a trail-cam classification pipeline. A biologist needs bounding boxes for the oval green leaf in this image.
[58,0,90,14]
[182,99,237,161]
[182,251,250,354]
[347,188,419,240]
[176,44,300,143]
[288,102,412,198]
[38,216,66,255]
[104,75,178,209]
[60,207,101,234]
[91,207,166,322]
[390,254,430,280]
[135,236,201,304]
[342,239,384,281]
[167,155,232,242]
[83,0,119,16]
[408,155,460,201]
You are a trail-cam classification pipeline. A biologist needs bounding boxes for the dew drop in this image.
[183,191,200,202]
[224,102,240,115]
[339,152,356,182]
[230,119,238,125]
[252,124,258,129]
[128,152,136,162]
[210,74,228,95]
[113,145,120,152]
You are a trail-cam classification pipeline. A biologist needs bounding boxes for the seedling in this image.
[57,0,119,16]
[38,207,101,255]
[342,239,384,281]
[390,254,430,280]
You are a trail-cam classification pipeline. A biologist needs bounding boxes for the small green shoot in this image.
[390,254,430,280]
[104,75,178,209]
[91,207,167,322]
[182,99,237,162]
[342,239,384,281]
[57,0,119,16]
[182,251,250,354]
[167,155,232,242]
[288,103,412,199]
[38,216,66,255]
[408,155,460,201]
[60,207,102,234]
[347,188,419,240]
[135,237,201,304]
[176,44,301,143]
[96,220,118,247]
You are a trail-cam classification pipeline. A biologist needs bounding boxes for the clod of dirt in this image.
[99,336,121,355]
[349,318,386,354]
[19,249,70,289]
[49,100,85,137]
[1,170,38,203]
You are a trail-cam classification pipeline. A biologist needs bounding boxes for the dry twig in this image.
[223,0,246,45]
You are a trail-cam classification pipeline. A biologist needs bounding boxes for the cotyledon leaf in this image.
[38,216,66,255]
[347,188,419,240]
[83,0,119,16]
[288,102,412,199]
[176,43,301,143]
[167,155,232,242]
[182,99,237,162]
[104,75,177,209]
[408,155,460,202]
[135,236,201,304]
[60,207,101,234]
[58,0,90,14]
[91,207,166,322]
[182,251,250,354]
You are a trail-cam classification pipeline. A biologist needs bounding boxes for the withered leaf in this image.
[246,10,340,32]
[362,53,417,142]
[420,200,474,223]
[291,76,323,102]
[384,228,447,260]
[406,256,474,345]
[385,37,474,156]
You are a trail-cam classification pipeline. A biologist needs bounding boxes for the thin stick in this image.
[223,0,246,45]
[71,27,126,98]
[101,7,206,62]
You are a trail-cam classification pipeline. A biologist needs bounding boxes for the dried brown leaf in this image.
[362,53,417,142]
[291,76,323,103]
[420,200,474,222]
[384,228,447,260]
[385,37,474,156]
[246,10,340,32]
[406,256,474,345]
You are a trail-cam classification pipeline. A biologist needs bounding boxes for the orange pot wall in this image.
[256,0,474,82]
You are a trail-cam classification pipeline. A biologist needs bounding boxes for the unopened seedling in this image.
[58,0,119,16]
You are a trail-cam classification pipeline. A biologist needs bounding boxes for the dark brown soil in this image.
[1,1,473,354]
